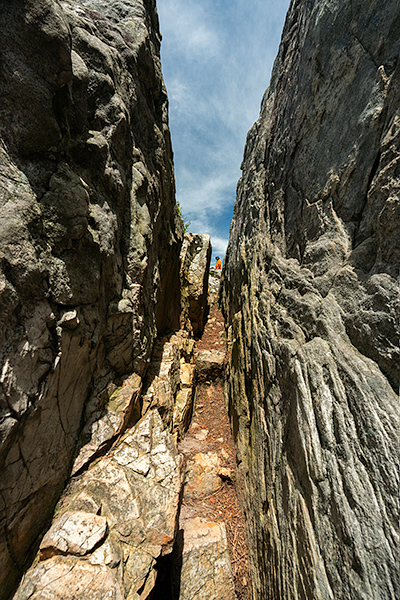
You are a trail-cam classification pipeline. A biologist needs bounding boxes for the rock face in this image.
[222,1,400,599]
[208,266,222,305]
[0,1,182,597]
[13,324,199,600]
[180,233,212,337]
[172,518,237,600]
[15,409,183,600]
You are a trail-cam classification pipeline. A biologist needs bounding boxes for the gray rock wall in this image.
[0,1,182,597]
[180,233,212,337]
[222,0,400,598]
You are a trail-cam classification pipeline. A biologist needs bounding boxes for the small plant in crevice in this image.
[176,201,191,232]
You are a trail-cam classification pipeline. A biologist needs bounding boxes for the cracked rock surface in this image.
[172,518,236,600]
[222,1,400,599]
[14,409,183,600]
[0,0,182,596]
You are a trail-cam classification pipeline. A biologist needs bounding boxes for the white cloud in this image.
[210,236,229,258]
[158,0,220,61]
[158,0,291,256]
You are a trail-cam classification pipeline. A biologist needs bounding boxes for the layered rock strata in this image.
[0,1,182,597]
[222,1,400,599]
[141,329,196,441]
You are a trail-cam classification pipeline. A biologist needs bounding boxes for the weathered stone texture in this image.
[0,1,182,596]
[13,324,200,600]
[208,265,222,305]
[222,1,400,599]
[195,349,225,383]
[141,330,196,439]
[14,409,183,600]
[172,518,237,600]
[180,233,212,337]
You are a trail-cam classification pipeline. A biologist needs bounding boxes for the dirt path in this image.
[179,304,250,600]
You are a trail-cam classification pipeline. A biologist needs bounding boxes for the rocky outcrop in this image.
[208,266,222,305]
[13,324,200,600]
[222,1,400,599]
[15,409,183,600]
[141,330,196,440]
[0,1,182,597]
[172,518,237,600]
[180,233,212,337]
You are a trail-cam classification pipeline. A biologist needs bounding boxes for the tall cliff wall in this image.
[222,1,400,598]
[0,1,182,597]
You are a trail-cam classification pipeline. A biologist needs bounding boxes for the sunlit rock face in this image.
[180,233,212,338]
[0,1,182,596]
[14,409,183,600]
[221,1,400,598]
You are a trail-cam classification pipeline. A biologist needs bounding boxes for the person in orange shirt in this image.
[215,256,222,269]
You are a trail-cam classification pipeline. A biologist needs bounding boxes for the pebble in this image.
[194,429,209,441]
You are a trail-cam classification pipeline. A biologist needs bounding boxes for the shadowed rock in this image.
[195,349,225,382]
[0,0,183,595]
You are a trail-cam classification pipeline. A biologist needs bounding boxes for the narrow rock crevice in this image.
[10,231,247,600]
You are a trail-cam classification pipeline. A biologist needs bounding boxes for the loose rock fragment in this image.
[184,452,223,499]
[195,350,225,382]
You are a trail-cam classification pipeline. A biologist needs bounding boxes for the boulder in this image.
[184,452,223,500]
[180,233,212,337]
[195,350,225,382]
[172,518,237,600]
[221,0,400,598]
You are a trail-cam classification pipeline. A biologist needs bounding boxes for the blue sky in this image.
[157,0,291,262]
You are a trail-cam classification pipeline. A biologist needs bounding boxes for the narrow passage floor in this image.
[179,304,250,600]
